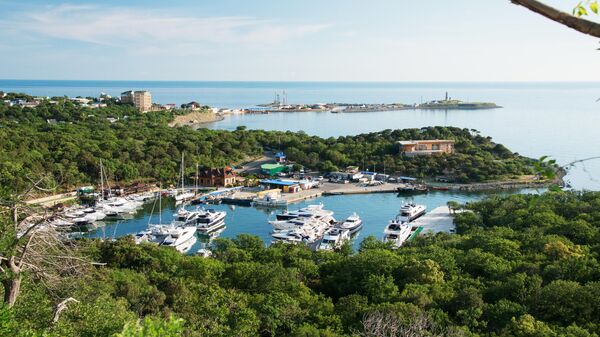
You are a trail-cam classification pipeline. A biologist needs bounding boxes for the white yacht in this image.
[82,207,106,221]
[194,209,227,233]
[396,203,426,223]
[269,217,328,231]
[271,227,319,244]
[148,225,198,253]
[276,204,336,224]
[98,197,138,218]
[171,208,200,227]
[383,221,413,248]
[318,227,350,251]
[337,213,363,234]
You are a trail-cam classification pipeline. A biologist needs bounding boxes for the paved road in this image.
[235,152,276,174]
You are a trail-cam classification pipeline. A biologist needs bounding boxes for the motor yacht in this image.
[194,209,227,233]
[382,220,413,248]
[276,204,334,220]
[317,227,350,251]
[396,203,426,223]
[147,225,198,253]
[337,213,363,234]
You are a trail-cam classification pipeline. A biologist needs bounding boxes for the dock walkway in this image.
[411,206,455,235]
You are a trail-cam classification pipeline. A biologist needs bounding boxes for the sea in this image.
[2,80,598,249]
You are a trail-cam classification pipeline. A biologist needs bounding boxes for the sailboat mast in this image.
[195,163,199,195]
[159,183,162,225]
[99,159,104,200]
[180,152,185,195]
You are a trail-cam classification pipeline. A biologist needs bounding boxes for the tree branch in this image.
[511,0,600,38]
[52,297,79,323]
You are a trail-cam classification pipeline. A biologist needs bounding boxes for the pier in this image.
[410,206,456,237]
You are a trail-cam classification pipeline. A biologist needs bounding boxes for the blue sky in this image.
[0,0,598,81]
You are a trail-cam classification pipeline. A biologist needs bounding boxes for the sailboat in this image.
[174,153,195,203]
[135,184,197,253]
[95,160,139,219]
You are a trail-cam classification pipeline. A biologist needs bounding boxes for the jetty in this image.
[409,206,456,238]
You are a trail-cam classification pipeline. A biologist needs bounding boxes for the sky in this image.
[0,0,599,81]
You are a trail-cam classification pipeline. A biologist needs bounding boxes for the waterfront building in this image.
[121,90,152,111]
[398,140,455,156]
[198,167,237,187]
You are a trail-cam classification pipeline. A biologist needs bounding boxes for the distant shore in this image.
[168,111,224,128]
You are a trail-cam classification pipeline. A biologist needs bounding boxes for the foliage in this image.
[0,97,536,194]
[2,191,600,335]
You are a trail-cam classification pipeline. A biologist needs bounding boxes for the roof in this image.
[260,179,299,186]
[275,152,286,157]
[261,163,285,170]
[398,139,455,145]
[399,176,417,181]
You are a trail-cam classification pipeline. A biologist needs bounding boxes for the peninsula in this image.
[251,92,500,113]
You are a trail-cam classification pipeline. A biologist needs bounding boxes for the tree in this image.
[0,177,93,315]
[511,0,600,38]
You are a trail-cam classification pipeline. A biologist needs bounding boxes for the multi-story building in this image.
[121,90,152,111]
[398,140,455,156]
[198,167,237,187]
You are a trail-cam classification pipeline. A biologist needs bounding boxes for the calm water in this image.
[86,189,537,251]
[2,80,599,190]
[2,80,583,249]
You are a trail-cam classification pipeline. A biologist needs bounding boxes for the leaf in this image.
[591,1,599,14]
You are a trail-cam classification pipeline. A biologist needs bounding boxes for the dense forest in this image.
[2,190,599,336]
[0,94,537,194]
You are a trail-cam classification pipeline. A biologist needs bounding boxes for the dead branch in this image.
[52,297,79,323]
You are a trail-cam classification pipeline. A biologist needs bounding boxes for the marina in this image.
[81,188,536,252]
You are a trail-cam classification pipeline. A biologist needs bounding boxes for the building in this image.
[120,91,134,104]
[198,167,237,187]
[275,152,286,163]
[261,163,288,176]
[121,90,152,111]
[182,101,202,110]
[398,140,455,156]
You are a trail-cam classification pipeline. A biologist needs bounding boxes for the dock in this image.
[281,189,323,203]
[410,206,455,236]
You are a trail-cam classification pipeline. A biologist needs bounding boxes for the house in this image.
[182,101,202,110]
[398,140,455,156]
[275,152,286,163]
[198,167,237,187]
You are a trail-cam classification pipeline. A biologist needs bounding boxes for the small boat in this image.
[317,227,350,251]
[197,248,213,258]
[337,213,363,234]
[382,221,412,248]
[431,186,450,191]
[220,197,254,207]
[397,184,428,194]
